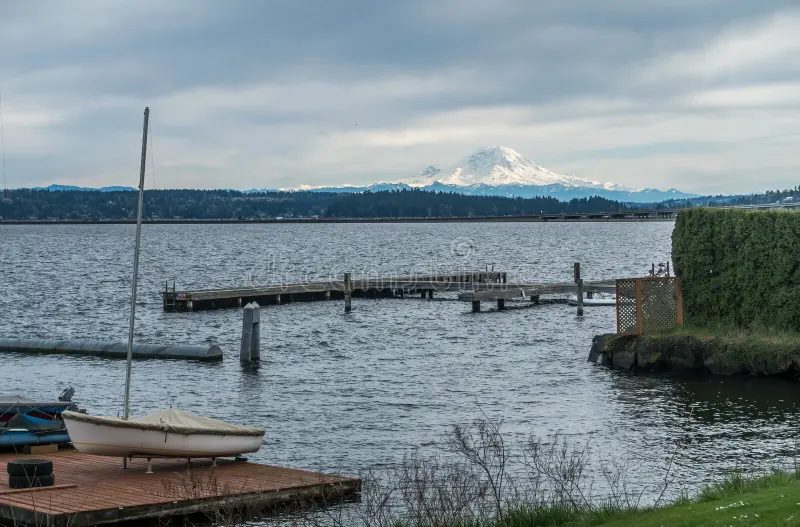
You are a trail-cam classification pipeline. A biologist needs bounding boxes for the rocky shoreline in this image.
[589,332,800,377]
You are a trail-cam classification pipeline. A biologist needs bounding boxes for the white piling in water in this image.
[240,303,254,362]
[240,302,261,362]
[250,302,261,361]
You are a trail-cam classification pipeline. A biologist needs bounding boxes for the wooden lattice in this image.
[616,277,683,335]
[616,279,638,335]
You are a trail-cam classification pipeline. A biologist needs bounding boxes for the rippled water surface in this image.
[1,222,798,495]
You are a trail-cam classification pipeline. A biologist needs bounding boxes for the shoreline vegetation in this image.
[0,188,631,222]
[586,208,800,378]
[0,216,675,225]
[276,417,800,527]
[591,326,800,377]
[2,185,799,222]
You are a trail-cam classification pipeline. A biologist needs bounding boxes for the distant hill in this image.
[32,184,137,192]
[0,188,628,221]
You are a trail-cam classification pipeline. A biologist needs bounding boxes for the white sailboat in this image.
[62,108,264,467]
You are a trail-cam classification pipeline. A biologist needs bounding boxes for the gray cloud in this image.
[0,0,797,192]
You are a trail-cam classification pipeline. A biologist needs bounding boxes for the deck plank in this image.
[0,449,359,526]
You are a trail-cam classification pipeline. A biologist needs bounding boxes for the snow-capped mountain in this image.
[287,146,695,203]
[400,145,630,191]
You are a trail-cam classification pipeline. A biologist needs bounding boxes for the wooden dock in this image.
[163,271,507,311]
[0,449,359,526]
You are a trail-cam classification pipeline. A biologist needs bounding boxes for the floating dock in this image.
[0,339,223,361]
[457,281,616,311]
[0,450,359,526]
[163,271,507,311]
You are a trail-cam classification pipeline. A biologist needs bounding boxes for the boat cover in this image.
[62,409,264,437]
[1,413,65,432]
[0,396,36,404]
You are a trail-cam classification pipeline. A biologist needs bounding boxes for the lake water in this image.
[1,222,798,498]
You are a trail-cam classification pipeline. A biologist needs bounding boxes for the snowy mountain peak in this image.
[420,166,441,178]
[399,145,631,191]
[463,145,530,173]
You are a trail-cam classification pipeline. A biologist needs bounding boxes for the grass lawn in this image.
[598,481,800,526]
[500,472,800,526]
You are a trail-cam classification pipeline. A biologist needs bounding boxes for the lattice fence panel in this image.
[616,277,683,335]
[616,279,639,335]
[641,278,680,333]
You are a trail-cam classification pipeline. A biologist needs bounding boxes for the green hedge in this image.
[672,208,800,330]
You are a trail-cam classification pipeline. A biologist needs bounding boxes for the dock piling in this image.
[240,303,255,362]
[472,300,481,313]
[250,302,260,361]
[344,273,352,313]
[240,302,261,362]
[497,299,505,310]
[574,262,584,316]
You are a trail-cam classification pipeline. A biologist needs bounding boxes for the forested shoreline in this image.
[1,185,797,221]
[0,188,627,221]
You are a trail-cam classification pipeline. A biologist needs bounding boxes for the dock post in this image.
[186,300,194,312]
[240,303,255,362]
[428,290,434,299]
[344,273,352,313]
[574,262,584,316]
[497,299,505,310]
[472,300,481,313]
[324,291,331,300]
[250,302,260,361]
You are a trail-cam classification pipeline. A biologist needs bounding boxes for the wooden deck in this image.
[0,449,359,526]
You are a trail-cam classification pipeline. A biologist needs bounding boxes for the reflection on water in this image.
[1,222,796,495]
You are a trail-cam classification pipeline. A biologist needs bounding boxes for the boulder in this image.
[588,334,611,363]
[746,355,793,376]
[611,348,637,370]
[703,348,744,376]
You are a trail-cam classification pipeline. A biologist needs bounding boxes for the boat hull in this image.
[567,295,616,306]
[62,416,263,458]
[0,430,71,447]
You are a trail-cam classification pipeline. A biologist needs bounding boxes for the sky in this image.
[0,1,798,194]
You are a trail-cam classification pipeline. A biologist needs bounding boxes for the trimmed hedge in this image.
[672,208,800,330]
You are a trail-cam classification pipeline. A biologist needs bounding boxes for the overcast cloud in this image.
[0,0,798,193]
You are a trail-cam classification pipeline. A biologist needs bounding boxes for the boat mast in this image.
[123,107,149,420]
[0,91,8,197]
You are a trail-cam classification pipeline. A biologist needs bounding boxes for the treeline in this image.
[651,186,800,209]
[325,190,625,218]
[714,186,800,206]
[0,188,628,221]
[0,189,334,220]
